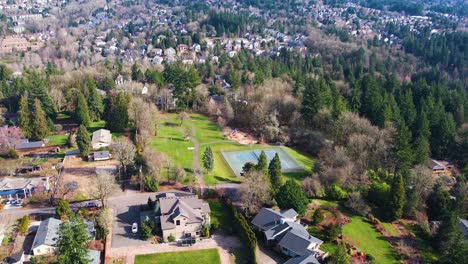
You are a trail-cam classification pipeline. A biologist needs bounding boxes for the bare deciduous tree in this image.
[178,111,190,126]
[409,165,435,200]
[95,170,119,207]
[240,170,271,214]
[0,126,24,153]
[111,138,136,175]
[142,148,170,182]
[128,97,161,136]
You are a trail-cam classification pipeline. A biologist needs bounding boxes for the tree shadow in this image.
[115,204,144,240]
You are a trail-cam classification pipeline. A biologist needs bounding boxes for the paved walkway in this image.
[107,234,241,264]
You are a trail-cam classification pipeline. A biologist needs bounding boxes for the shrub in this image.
[18,216,30,234]
[56,199,71,219]
[139,221,153,240]
[313,209,325,224]
[30,256,38,264]
[324,224,342,242]
[211,218,220,230]
[168,234,176,242]
[3,149,18,159]
[202,226,210,237]
[144,176,159,192]
[345,192,371,216]
[327,183,347,200]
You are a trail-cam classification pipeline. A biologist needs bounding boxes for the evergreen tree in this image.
[387,173,405,221]
[56,199,71,219]
[26,71,56,118]
[202,146,214,172]
[256,151,268,175]
[427,183,451,221]
[437,213,468,264]
[359,74,384,127]
[268,153,283,193]
[276,180,308,214]
[30,99,50,140]
[18,94,31,138]
[56,216,90,264]
[394,119,415,174]
[75,92,91,126]
[399,89,417,129]
[414,136,430,165]
[76,125,91,156]
[104,93,130,132]
[86,78,103,121]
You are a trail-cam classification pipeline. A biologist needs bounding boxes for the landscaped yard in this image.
[208,200,230,230]
[134,249,221,264]
[47,133,68,146]
[343,215,398,264]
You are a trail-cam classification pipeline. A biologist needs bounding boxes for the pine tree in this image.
[56,216,90,264]
[27,71,56,118]
[414,136,430,165]
[86,78,103,121]
[76,125,91,156]
[427,183,451,221]
[256,151,268,175]
[276,180,308,214]
[104,93,130,132]
[394,119,415,174]
[202,146,214,172]
[268,153,283,193]
[387,174,405,221]
[30,99,50,140]
[75,92,91,126]
[18,94,31,138]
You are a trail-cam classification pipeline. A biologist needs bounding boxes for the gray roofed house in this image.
[459,218,468,240]
[252,207,323,260]
[15,139,45,150]
[92,129,112,149]
[156,193,210,242]
[284,252,321,264]
[32,218,62,256]
[93,151,110,161]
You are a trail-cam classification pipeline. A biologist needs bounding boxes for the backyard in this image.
[134,249,221,264]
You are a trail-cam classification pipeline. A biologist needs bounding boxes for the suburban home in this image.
[0,177,49,200]
[92,129,112,149]
[31,218,62,256]
[93,151,110,161]
[459,218,468,240]
[164,47,176,57]
[428,159,456,177]
[32,217,96,256]
[252,208,324,261]
[154,192,211,242]
[15,139,45,151]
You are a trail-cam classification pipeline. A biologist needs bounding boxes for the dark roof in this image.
[9,251,24,263]
[281,209,299,219]
[459,218,468,239]
[278,229,323,256]
[284,252,320,264]
[251,208,297,231]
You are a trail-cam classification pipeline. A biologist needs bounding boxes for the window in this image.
[176,220,180,226]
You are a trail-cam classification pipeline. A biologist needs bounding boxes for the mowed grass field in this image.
[134,249,221,264]
[149,113,314,185]
[343,215,398,264]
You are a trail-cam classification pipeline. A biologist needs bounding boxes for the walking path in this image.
[106,234,240,264]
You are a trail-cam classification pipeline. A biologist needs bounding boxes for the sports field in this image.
[222,147,303,176]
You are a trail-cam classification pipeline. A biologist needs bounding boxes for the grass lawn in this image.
[186,114,224,143]
[404,224,439,263]
[208,200,230,230]
[381,222,399,237]
[314,199,339,207]
[134,249,221,264]
[343,215,398,264]
[47,134,68,146]
[149,121,194,176]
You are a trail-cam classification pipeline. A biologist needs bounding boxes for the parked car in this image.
[132,223,138,234]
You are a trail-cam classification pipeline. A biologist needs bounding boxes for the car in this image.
[132,223,138,234]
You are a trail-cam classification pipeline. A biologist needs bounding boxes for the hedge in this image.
[221,197,257,264]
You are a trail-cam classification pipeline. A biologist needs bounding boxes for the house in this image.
[284,252,320,264]
[151,56,164,65]
[459,218,468,240]
[164,47,176,57]
[92,129,112,149]
[155,192,211,242]
[428,159,455,177]
[252,208,323,259]
[0,177,49,200]
[32,218,96,256]
[93,151,110,161]
[32,218,61,256]
[15,139,45,150]
[176,44,189,54]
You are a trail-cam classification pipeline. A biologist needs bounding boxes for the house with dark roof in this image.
[15,139,45,150]
[154,192,210,242]
[93,150,110,161]
[252,208,324,261]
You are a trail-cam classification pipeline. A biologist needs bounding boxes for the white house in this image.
[31,218,61,256]
[91,129,112,149]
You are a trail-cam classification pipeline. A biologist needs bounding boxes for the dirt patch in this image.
[223,127,258,145]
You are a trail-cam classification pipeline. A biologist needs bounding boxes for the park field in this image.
[134,248,221,264]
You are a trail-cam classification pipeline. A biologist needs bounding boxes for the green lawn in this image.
[208,200,230,230]
[134,249,221,264]
[343,215,398,264]
[186,114,224,143]
[404,224,439,263]
[47,134,68,146]
[382,222,399,237]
